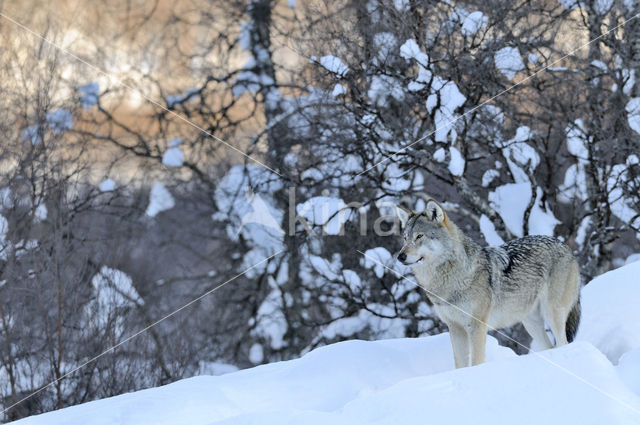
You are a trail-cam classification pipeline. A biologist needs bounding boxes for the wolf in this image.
[395,200,581,368]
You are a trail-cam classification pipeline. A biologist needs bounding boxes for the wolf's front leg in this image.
[448,323,469,368]
[469,321,488,366]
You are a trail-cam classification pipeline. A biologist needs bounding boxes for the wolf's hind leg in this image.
[548,307,569,346]
[522,309,553,351]
[448,323,469,368]
[546,256,580,347]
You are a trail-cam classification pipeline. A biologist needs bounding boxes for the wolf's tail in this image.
[565,297,581,343]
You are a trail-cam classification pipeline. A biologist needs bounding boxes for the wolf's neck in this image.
[413,257,469,290]
[412,225,480,295]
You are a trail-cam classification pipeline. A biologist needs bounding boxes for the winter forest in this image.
[1,0,640,421]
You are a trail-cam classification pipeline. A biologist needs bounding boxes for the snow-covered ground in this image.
[11,262,640,425]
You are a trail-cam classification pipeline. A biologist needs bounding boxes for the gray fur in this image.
[396,200,582,368]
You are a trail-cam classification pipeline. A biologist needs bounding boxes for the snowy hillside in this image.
[11,262,640,425]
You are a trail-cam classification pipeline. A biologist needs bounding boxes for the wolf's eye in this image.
[415,234,424,241]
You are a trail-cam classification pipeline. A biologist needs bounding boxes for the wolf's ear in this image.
[425,200,446,223]
[395,205,412,228]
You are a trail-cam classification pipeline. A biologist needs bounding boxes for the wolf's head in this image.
[395,200,456,266]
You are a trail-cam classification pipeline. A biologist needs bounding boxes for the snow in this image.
[608,163,640,231]
[622,69,636,96]
[566,120,589,159]
[618,348,640,396]
[239,21,252,50]
[98,179,116,192]
[594,0,614,14]
[0,214,7,243]
[560,164,588,203]
[591,59,608,72]
[433,147,446,162]
[253,284,288,350]
[46,109,73,133]
[400,39,421,60]
[91,266,144,307]
[21,125,42,145]
[557,0,578,9]
[214,165,284,274]
[577,261,640,364]
[342,270,361,290]
[503,126,539,183]
[89,266,143,332]
[432,78,466,143]
[10,335,518,425]
[145,183,175,217]
[461,11,487,37]
[316,313,373,340]
[0,188,11,209]
[494,47,525,80]
[198,362,239,376]
[576,216,592,247]
[393,0,409,12]
[479,214,505,246]
[368,75,405,107]
[426,93,438,111]
[312,304,410,343]
[448,146,464,176]
[626,98,640,135]
[489,184,559,237]
[407,79,426,92]
[381,162,414,192]
[34,203,47,221]
[14,240,38,257]
[548,66,577,73]
[10,262,640,425]
[301,168,324,181]
[360,247,392,278]
[237,191,284,236]
[482,169,499,187]
[233,57,274,98]
[559,120,590,203]
[399,39,429,66]
[373,32,398,64]
[78,82,99,109]
[249,343,264,364]
[166,88,199,107]
[162,147,184,167]
[319,55,349,77]
[307,253,341,282]
[296,196,348,235]
[331,84,346,97]
[625,253,640,265]
[21,109,74,143]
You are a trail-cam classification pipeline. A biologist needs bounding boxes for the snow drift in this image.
[10,263,640,425]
